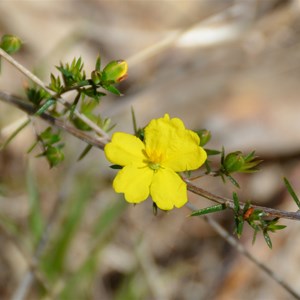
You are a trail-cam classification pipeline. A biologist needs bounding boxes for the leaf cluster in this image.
[28,127,65,168]
[190,191,287,249]
[23,55,127,165]
[33,56,124,132]
[232,192,286,248]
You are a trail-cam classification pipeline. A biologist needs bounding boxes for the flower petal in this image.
[105,132,146,166]
[113,164,153,204]
[145,114,207,172]
[163,132,207,172]
[150,168,187,210]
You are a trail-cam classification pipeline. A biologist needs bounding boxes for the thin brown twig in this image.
[185,179,300,221]
[0,90,106,150]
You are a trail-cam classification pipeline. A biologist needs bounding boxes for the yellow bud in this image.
[102,60,128,83]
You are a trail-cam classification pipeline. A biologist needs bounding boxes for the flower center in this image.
[148,162,160,170]
[146,149,164,170]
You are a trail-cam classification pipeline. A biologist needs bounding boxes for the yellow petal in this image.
[164,131,207,172]
[145,114,207,172]
[150,168,187,210]
[105,132,146,166]
[113,165,153,203]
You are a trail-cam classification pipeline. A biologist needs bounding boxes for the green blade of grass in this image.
[26,163,44,247]
[41,179,93,280]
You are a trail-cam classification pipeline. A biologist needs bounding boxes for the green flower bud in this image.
[195,129,211,146]
[0,34,22,54]
[223,152,245,173]
[102,60,128,83]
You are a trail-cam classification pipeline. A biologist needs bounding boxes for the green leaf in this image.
[44,145,64,168]
[70,97,103,131]
[153,202,158,216]
[57,57,86,86]
[95,54,101,71]
[26,87,50,106]
[235,216,244,238]
[101,118,115,132]
[110,164,122,169]
[268,224,286,231]
[49,73,62,93]
[263,231,273,249]
[103,84,122,96]
[131,106,138,135]
[190,203,227,216]
[27,140,39,154]
[252,228,259,245]
[77,144,93,161]
[0,34,22,54]
[204,148,221,156]
[232,192,240,213]
[204,160,211,174]
[226,174,240,188]
[283,177,300,209]
[232,193,244,238]
[40,127,61,145]
[35,99,56,115]
[136,128,145,141]
[81,88,105,102]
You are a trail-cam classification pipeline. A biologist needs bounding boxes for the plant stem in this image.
[0,91,106,150]
[185,179,300,221]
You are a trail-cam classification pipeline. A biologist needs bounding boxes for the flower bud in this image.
[223,152,244,173]
[0,34,22,54]
[102,60,128,83]
[195,129,211,146]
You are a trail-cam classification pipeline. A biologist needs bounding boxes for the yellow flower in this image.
[104,114,207,210]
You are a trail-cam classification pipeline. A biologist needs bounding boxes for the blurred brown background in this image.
[1,0,300,299]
